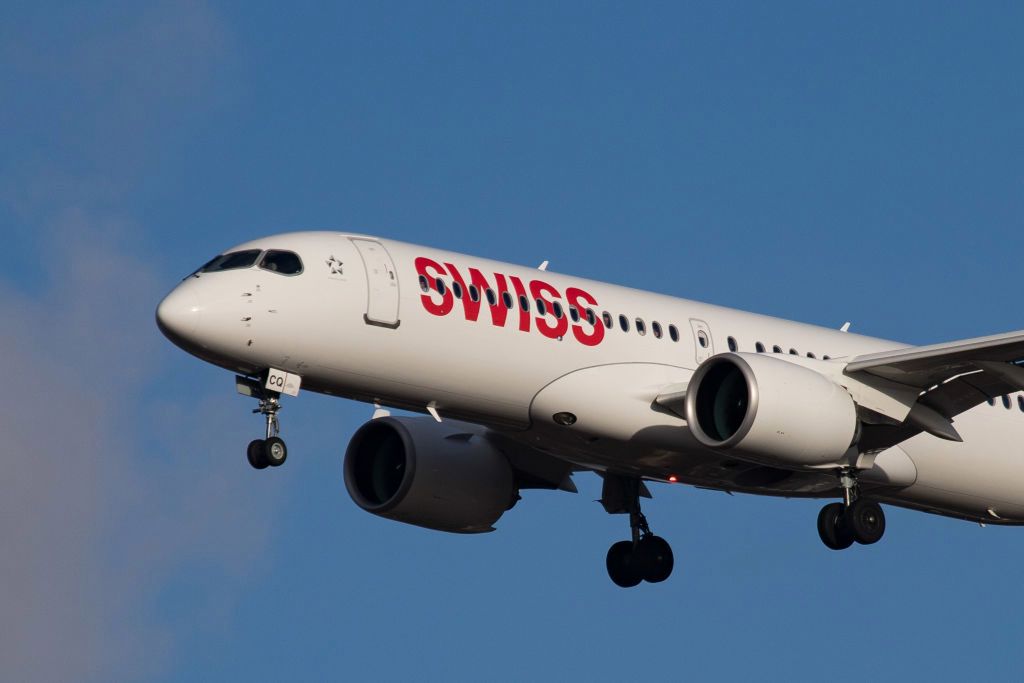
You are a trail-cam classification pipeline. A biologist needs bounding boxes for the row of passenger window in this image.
[421,277,843,358]
[419,276,685,341]
[740,337,832,361]
[986,395,1024,412]
[423,278,848,361]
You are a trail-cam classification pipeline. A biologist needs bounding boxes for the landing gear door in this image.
[690,319,713,364]
[350,238,400,328]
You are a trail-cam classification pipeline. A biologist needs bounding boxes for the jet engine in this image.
[343,416,518,533]
[684,353,859,468]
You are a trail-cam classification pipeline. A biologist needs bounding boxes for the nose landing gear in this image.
[601,476,675,588]
[237,375,289,470]
[817,467,886,550]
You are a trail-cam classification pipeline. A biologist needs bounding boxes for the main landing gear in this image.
[602,476,674,588]
[245,391,288,470]
[817,467,886,550]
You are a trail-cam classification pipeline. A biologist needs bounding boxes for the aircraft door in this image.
[351,238,400,328]
[690,319,714,364]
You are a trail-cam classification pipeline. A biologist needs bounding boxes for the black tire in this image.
[606,540,643,588]
[264,436,288,467]
[247,439,269,470]
[817,502,854,550]
[846,499,886,545]
[637,535,674,583]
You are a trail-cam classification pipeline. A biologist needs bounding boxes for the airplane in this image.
[156,231,1024,587]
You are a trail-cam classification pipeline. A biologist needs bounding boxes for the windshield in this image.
[258,250,303,275]
[198,249,263,273]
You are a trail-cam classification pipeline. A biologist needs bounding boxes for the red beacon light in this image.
[668,475,678,483]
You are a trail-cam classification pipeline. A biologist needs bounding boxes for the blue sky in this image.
[2,2,1023,681]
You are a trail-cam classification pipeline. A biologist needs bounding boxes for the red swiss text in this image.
[414,257,605,347]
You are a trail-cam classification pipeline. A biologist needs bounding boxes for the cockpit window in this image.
[199,249,263,273]
[259,250,303,275]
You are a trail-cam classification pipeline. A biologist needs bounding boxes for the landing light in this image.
[553,412,577,426]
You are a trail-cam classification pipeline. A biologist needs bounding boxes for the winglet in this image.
[538,260,549,271]
[426,401,442,422]
[840,322,851,333]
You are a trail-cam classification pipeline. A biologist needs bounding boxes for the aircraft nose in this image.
[156,283,201,346]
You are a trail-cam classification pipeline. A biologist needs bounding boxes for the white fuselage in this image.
[157,232,1024,525]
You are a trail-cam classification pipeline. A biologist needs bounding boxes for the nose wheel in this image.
[247,435,287,469]
[237,375,289,470]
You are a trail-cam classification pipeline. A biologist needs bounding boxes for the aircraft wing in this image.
[845,330,1024,419]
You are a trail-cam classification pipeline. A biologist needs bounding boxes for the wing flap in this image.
[843,330,1024,431]
[845,330,1024,387]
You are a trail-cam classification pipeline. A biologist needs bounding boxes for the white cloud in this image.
[0,214,280,682]
[0,4,271,681]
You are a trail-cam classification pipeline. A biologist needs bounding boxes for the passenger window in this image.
[502,292,513,309]
[452,282,463,299]
[987,397,996,406]
[727,336,737,352]
[698,331,709,348]
[418,275,429,292]
[669,325,679,342]
[755,342,765,353]
[636,318,646,336]
[519,295,530,312]
[807,352,816,359]
[553,302,564,319]
[486,289,497,306]
[619,315,630,332]
[1003,396,1012,409]
[200,249,262,273]
[772,345,782,353]
[469,285,480,302]
[535,297,546,314]
[652,321,663,339]
[258,250,303,275]
[435,278,447,296]
[823,355,831,361]
[603,312,613,329]
[569,306,580,323]
[586,309,597,326]
[789,348,798,356]
[1018,396,1024,412]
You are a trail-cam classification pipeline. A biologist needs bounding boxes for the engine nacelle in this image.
[684,353,859,468]
[343,416,517,533]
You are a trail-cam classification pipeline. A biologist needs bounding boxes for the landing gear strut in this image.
[817,467,885,550]
[602,477,674,588]
[241,380,288,470]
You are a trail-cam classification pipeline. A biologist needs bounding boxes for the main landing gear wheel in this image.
[606,535,675,587]
[846,499,885,545]
[603,476,675,588]
[817,502,853,550]
[606,541,643,588]
[816,468,886,550]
